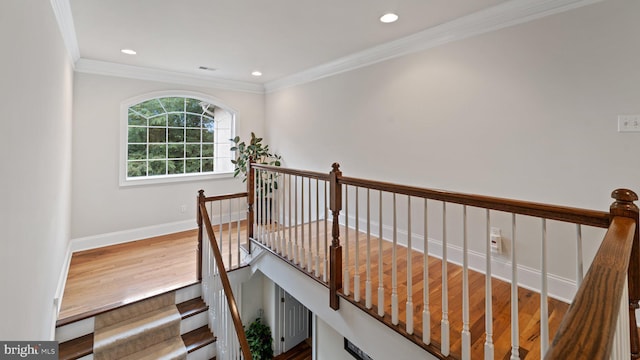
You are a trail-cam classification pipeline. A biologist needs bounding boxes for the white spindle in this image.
[484,209,494,359]
[354,187,361,302]
[280,174,285,255]
[308,177,313,272]
[344,185,350,296]
[324,181,328,282]
[576,224,584,286]
[236,198,241,266]
[510,213,520,360]
[441,202,449,356]
[378,191,385,317]
[423,199,431,344]
[392,193,399,325]
[366,189,372,309]
[294,176,299,264]
[461,205,470,360]
[540,218,549,357]
[406,196,413,335]
[315,178,320,277]
[219,201,224,250]
[300,177,306,266]
[288,174,292,259]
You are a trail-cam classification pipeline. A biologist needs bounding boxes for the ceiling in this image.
[69,0,509,84]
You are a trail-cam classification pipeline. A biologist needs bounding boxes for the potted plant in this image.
[231,132,282,197]
[245,317,274,360]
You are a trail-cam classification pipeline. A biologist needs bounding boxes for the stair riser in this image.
[56,316,95,343]
[181,312,208,334]
[187,343,216,360]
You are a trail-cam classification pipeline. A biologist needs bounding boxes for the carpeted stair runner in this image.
[93,292,187,360]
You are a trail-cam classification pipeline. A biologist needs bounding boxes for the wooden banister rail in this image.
[252,163,331,181]
[545,189,639,360]
[198,192,253,360]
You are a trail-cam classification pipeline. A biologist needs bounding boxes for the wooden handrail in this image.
[252,163,331,181]
[199,199,253,360]
[201,191,248,203]
[339,176,610,228]
[544,216,636,359]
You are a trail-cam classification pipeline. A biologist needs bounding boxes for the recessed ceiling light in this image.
[380,13,399,23]
[251,71,263,77]
[121,49,137,55]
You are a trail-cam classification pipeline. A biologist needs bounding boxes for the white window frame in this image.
[120,90,236,187]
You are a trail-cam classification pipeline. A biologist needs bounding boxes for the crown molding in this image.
[50,0,80,64]
[264,0,603,93]
[75,59,265,94]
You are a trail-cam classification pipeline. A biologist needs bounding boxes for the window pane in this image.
[149,114,167,126]
[128,127,147,143]
[202,116,214,129]
[149,144,166,159]
[168,144,184,159]
[186,129,200,143]
[160,97,184,113]
[168,113,185,127]
[168,159,184,174]
[128,144,147,160]
[202,158,214,172]
[186,159,201,173]
[202,128,214,142]
[186,144,201,158]
[202,144,213,157]
[186,114,201,128]
[185,98,202,114]
[130,99,164,117]
[149,128,166,143]
[168,128,184,143]
[148,160,167,175]
[128,111,146,126]
[127,161,147,177]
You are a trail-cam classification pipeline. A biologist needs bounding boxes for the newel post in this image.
[610,188,640,359]
[247,157,255,254]
[197,189,205,281]
[329,163,343,310]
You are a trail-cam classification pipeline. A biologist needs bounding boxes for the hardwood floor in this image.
[59,219,568,359]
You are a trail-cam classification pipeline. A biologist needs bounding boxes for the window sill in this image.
[119,171,236,187]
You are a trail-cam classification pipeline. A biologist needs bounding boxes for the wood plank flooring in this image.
[59,219,568,360]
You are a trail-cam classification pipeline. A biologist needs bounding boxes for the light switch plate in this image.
[618,115,640,132]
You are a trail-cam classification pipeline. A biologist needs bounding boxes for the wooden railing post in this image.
[247,157,255,254]
[197,189,205,281]
[610,188,640,359]
[329,163,343,310]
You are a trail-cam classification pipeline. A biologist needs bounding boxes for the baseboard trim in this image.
[70,220,198,253]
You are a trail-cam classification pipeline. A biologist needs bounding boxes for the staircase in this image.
[57,283,216,360]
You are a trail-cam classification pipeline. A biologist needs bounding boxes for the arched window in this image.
[120,92,235,185]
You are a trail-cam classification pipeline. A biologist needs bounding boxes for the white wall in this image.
[71,73,264,239]
[265,0,640,281]
[0,0,73,340]
[316,317,357,360]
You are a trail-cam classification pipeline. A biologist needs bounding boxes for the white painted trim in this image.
[75,59,264,94]
[264,0,603,92]
[55,242,73,315]
[49,0,80,63]
[70,219,198,252]
[339,213,577,303]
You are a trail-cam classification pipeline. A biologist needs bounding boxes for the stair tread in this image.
[182,325,216,353]
[176,297,208,319]
[59,333,93,360]
[94,305,181,349]
[119,336,186,360]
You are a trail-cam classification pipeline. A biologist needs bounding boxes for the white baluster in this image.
[510,213,520,360]
[228,199,232,267]
[344,185,350,296]
[288,174,292,260]
[315,178,320,277]
[354,187,361,302]
[392,193,399,325]
[324,181,328,283]
[300,176,305,265]
[308,177,313,272]
[294,176,299,264]
[461,205,470,360]
[540,219,549,357]
[441,202,449,356]
[366,189,372,309]
[423,199,431,345]
[237,198,241,266]
[378,190,385,318]
[576,224,584,286]
[406,196,413,335]
[485,209,494,359]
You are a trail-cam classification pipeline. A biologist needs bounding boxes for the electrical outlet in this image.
[180,204,186,213]
[490,227,502,253]
[618,115,640,132]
